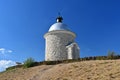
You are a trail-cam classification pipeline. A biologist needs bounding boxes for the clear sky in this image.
[0,0,120,71]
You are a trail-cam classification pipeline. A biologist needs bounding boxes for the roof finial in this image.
[56,12,63,23]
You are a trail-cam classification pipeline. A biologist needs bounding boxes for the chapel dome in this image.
[48,16,70,32]
[49,22,70,31]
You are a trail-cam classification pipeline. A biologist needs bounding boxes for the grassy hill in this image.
[0,60,120,80]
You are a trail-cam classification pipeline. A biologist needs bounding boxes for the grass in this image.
[5,54,120,72]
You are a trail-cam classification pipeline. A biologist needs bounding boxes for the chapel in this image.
[44,16,80,61]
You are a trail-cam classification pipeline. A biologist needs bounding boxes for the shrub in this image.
[107,51,116,59]
[23,57,35,68]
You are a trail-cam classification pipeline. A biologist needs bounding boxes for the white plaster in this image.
[44,30,80,61]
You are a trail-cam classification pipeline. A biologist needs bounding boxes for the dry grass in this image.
[0,60,120,80]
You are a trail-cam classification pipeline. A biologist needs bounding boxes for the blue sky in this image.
[0,0,120,71]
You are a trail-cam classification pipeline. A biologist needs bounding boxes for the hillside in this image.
[0,60,120,80]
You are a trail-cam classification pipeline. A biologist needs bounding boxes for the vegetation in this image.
[5,51,120,71]
[23,57,35,68]
[6,65,22,71]
[6,66,16,71]
[107,51,117,59]
[80,51,120,61]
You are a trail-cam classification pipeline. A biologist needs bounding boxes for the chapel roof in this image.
[48,16,70,31]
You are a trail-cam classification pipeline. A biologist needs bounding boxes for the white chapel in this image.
[44,16,80,61]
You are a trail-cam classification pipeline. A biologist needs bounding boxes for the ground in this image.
[0,60,120,80]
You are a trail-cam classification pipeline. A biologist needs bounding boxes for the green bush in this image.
[23,57,35,68]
